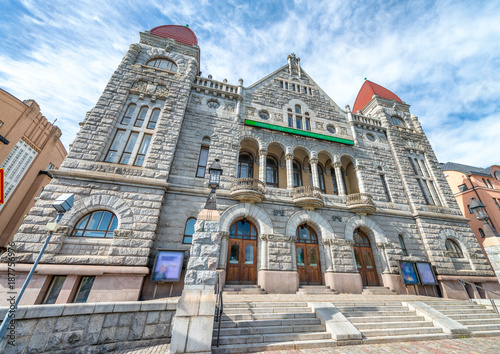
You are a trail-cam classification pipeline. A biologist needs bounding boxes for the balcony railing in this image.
[229,178,265,203]
[291,186,324,210]
[345,193,376,214]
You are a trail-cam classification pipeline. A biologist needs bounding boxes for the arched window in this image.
[479,228,486,238]
[266,156,279,187]
[330,167,338,195]
[317,164,326,193]
[147,109,160,129]
[445,239,464,258]
[238,152,254,178]
[121,103,136,125]
[72,211,118,238]
[398,234,408,256]
[295,105,301,114]
[183,218,196,244]
[146,58,177,72]
[293,160,303,187]
[390,116,406,127]
[196,137,211,178]
[134,106,148,127]
[296,224,318,244]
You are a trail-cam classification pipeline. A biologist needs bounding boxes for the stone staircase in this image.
[424,300,500,337]
[223,284,266,294]
[211,302,335,353]
[361,286,397,295]
[297,285,338,294]
[334,301,451,344]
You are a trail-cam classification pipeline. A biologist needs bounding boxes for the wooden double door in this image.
[296,224,322,284]
[226,220,258,284]
[353,228,379,286]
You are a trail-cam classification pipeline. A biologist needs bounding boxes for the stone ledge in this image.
[308,302,362,341]
[0,263,150,275]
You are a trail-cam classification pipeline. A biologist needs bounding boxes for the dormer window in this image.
[146,58,177,72]
[390,116,406,127]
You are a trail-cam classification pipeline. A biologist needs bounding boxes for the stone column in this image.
[334,162,346,196]
[310,157,319,188]
[376,242,391,274]
[322,238,334,272]
[286,153,294,189]
[291,236,298,271]
[218,231,229,270]
[260,234,269,270]
[259,149,267,184]
[354,165,366,193]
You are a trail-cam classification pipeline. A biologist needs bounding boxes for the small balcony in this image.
[345,193,376,215]
[291,186,324,210]
[230,178,266,203]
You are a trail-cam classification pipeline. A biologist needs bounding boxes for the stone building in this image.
[0,89,67,251]
[2,24,499,305]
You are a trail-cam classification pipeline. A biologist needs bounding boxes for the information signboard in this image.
[151,250,185,282]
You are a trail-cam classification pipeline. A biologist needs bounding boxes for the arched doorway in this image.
[226,219,258,283]
[296,224,322,284]
[353,228,379,286]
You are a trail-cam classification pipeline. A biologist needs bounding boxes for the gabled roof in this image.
[352,80,402,113]
[441,162,492,177]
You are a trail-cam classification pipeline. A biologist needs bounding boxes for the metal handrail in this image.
[214,272,223,347]
[458,278,500,314]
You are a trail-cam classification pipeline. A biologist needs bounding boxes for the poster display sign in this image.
[416,262,438,285]
[151,250,185,282]
[399,261,419,285]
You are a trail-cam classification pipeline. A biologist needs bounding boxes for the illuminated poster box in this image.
[151,250,185,282]
[399,261,419,285]
[416,262,438,285]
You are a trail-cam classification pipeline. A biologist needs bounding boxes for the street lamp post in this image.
[204,158,223,210]
[470,198,499,238]
[0,194,74,343]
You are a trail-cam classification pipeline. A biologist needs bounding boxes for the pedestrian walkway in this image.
[113,337,500,353]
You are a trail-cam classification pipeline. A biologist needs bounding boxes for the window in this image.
[147,109,160,129]
[407,153,441,206]
[483,178,488,187]
[494,198,500,210]
[72,210,118,238]
[196,146,209,178]
[296,116,302,129]
[330,167,338,195]
[293,160,302,187]
[479,228,486,238]
[133,106,146,127]
[238,152,254,178]
[183,218,196,244]
[288,114,293,127]
[134,134,152,167]
[295,105,301,114]
[207,99,220,109]
[43,276,66,304]
[121,103,136,124]
[458,184,468,192]
[390,116,406,127]
[119,132,139,164]
[146,58,177,72]
[366,133,375,141]
[259,110,269,120]
[317,164,326,193]
[445,239,464,258]
[380,174,392,202]
[266,156,279,187]
[327,125,336,134]
[398,235,408,256]
[305,113,311,131]
[73,276,95,303]
[487,180,494,189]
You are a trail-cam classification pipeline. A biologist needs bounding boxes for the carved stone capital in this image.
[333,162,341,169]
[259,149,268,157]
[260,234,270,241]
[353,165,365,172]
[322,238,336,245]
[285,153,294,161]
[309,158,318,165]
[220,231,230,239]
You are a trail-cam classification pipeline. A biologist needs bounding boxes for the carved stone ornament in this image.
[273,210,285,217]
[191,95,202,104]
[220,231,230,239]
[131,81,169,97]
[331,215,342,222]
[267,234,293,242]
[340,127,348,136]
[260,234,269,241]
[275,113,283,122]
[140,39,156,46]
[113,229,132,239]
[332,238,354,246]
[315,121,324,130]
[224,102,235,112]
[322,238,336,245]
[245,106,256,116]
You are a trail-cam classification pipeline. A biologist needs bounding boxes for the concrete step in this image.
[362,291,398,295]
[467,324,500,331]
[213,331,331,346]
[224,302,307,308]
[437,308,493,315]
[426,304,486,310]
[219,318,321,328]
[214,324,327,337]
[343,310,415,317]
[223,307,312,314]
[223,288,267,294]
[360,326,443,337]
[221,312,315,321]
[297,289,337,294]
[224,284,261,288]
[348,315,426,323]
[363,332,451,344]
[335,306,406,312]
[299,285,331,288]
[457,318,500,326]
[354,321,434,330]
[469,330,500,337]
[448,313,500,320]
[212,339,336,354]
[331,302,402,307]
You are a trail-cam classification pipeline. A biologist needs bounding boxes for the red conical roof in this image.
[352,80,402,113]
[150,25,198,46]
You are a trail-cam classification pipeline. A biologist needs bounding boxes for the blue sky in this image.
[1,0,500,167]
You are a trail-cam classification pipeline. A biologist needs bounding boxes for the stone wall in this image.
[0,300,176,353]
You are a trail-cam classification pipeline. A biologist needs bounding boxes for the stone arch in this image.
[220,203,273,235]
[344,215,387,244]
[439,229,473,261]
[60,194,134,231]
[285,210,334,240]
[266,139,287,153]
[194,129,217,143]
[293,144,311,157]
[339,153,358,167]
[234,131,265,150]
[317,149,334,164]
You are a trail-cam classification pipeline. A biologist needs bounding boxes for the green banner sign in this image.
[244,120,354,145]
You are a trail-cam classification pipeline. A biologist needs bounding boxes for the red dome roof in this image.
[150,25,198,46]
[352,80,402,113]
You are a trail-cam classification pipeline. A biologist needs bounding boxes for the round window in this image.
[259,111,269,120]
[366,133,376,141]
[207,100,220,109]
[327,125,336,134]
